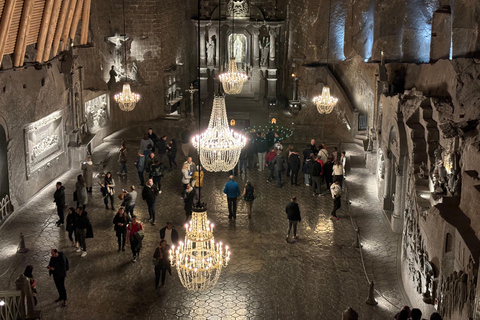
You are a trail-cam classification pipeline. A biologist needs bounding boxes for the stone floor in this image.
[0,129,408,320]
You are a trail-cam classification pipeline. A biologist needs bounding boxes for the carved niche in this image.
[227,0,250,19]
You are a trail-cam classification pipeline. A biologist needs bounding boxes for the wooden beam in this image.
[69,0,83,41]
[80,0,90,44]
[60,0,77,50]
[51,0,71,56]
[43,0,63,61]
[36,0,55,63]
[0,0,18,66]
[14,0,34,67]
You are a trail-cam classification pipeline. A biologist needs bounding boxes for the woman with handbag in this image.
[66,207,77,247]
[126,215,143,262]
[152,239,171,289]
[75,175,88,210]
[113,207,129,252]
[102,172,115,210]
[241,181,255,219]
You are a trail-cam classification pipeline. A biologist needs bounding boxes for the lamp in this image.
[114,0,140,111]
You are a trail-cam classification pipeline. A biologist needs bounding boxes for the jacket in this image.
[255,138,268,153]
[265,151,276,165]
[223,180,240,198]
[48,252,68,278]
[119,148,127,163]
[54,186,65,207]
[181,168,191,184]
[153,246,171,268]
[302,159,312,174]
[135,155,145,172]
[124,191,137,206]
[318,148,328,163]
[159,226,179,245]
[289,153,301,171]
[75,211,89,229]
[156,139,167,155]
[142,184,159,203]
[192,171,204,188]
[285,201,301,221]
[140,138,153,151]
[323,161,334,180]
[311,161,323,177]
[303,148,312,162]
[113,213,129,234]
[272,154,286,172]
[66,213,76,232]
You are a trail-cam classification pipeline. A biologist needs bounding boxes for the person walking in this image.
[47,249,69,306]
[147,128,159,153]
[54,182,65,227]
[285,196,301,242]
[181,163,191,199]
[65,207,76,248]
[142,178,159,225]
[289,150,301,186]
[238,146,248,174]
[184,184,195,220]
[75,175,88,210]
[223,175,240,220]
[332,160,344,188]
[256,133,268,171]
[140,133,153,153]
[117,144,128,176]
[81,156,94,193]
[123,186,137,219]
[271,150,287,188]
[167,139,178,169]
[150,158,163,193]
[192,165,204,203]
[75,207,92,257]
[153,240,171,289]
[126,215,144,262]
[323,157,334,193]
[330,180,342,220]
[156,135,168,167]
[159,221,179,246]
[241,181,255,219]
[113,207,129,252]
[23,265,38,305]
[135,150,146,187]
[102,172,115,210]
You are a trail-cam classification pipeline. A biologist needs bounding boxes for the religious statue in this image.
[206,37,215,65]
[233,36,243,62]
[227,0,250,18]
[107,66,117,90]
[259,37,269,67]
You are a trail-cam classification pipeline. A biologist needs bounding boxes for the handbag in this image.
[73,191,77,202]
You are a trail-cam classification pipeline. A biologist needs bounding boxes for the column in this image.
[391,158,406,233]
[252,26,260,67]
[199,24,206,67]
[268,27,277,68]
[382,154,393,211]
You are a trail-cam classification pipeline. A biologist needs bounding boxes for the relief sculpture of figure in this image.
[206,37,215,65]
[233,36,243,62]
[259,37,269,67]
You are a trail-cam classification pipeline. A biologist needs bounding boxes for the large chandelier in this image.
[170,206,230,292]
[313,85,338,114]
[192,95,246,172]
[219,58,248,94]
[114,83,140,112]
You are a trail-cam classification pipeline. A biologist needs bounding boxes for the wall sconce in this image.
[230,119,235,126]
[271,118,276,124]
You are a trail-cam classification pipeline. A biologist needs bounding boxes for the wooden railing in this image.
[0,291,23,320]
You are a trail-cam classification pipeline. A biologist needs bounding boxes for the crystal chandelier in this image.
[313,85,338,114]
[192,95,246,172]
[219,58,248,94]
[169,206,231,292]
[114,83,140,112]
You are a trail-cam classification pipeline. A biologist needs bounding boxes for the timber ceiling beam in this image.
[69,0,84,41]
[80,0,90,44]
[52,0,71,57]
[0,0,17,66]
[14,0,34,67]
[61,0,77,51]
[36,0,55,63]
[43,0,62,62]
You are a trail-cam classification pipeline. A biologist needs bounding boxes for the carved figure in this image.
[233,36,243,62]
[418,162,428,179]
[227,0,250,18]
[107,66,117,89]
[259,37,269,66]
[206,37,215,65]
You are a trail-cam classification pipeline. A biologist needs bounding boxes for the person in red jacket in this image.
[265,148,277,182]
[126,215,144,262]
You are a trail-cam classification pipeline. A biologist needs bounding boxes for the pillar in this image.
[268,27,277,68]
[391,158,406,233]
[382,154,393,211]
[199,24,206,67]
[267,69,277,100]
[252,26,260,67]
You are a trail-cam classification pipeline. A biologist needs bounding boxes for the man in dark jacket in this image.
[159,221,179,246]
[289,151,301,186]
[156,135,168,167]
[311,158,323,195]
[75,207,91,258]
[54,182,65,226]
[135,150,146,186]
[323,157,334,192]
[223,176,240,220]
[309,139,318,156]
[47,249,69,306]
[266,129,275,149]
[271,151,287,188]
[256,133,269,171]
[285,196,301,242]
[142,178,159,225]
[148,128,158,152]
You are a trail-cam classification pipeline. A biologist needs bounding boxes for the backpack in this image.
[61,253,69,271]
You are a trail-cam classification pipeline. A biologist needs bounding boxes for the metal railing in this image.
[0,291,23,320]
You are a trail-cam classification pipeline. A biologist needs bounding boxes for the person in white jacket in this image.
[330,180,342,220]
[181,163,191,199]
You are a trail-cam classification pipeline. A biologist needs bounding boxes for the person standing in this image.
[126,215,144,262]
[47,249,68,306]
[75,175,88,211]
[332,160,344,188]
[156,135,168,167]
[117,144,128,176]
[330,180,342,220]
[135,150,146,186]
[153,240,171,289]
[289,150,301,186]
[167,139,177,169]
[184,184,195,220]
[140,134,153,153]
[184,156,196,175]
[180,125,191,159]
[65,207,76,247]
[81,156,94,193]
[159,221,179,246]
[54,182,65,227]
[150,158,163,193]
[145,152,156,178]
[265,148,277,183]
[113,207,129,252]
[102,172,115,210]
[266,128,275,149]
[331,147,339,162]
[302,154,313,186]
[308,139,318,156]
[256,133,268,171]
[323,157,334,192]
[271,150,287,188]
[311,157,323,195]
[142,178,159,225]
[318,145,329,163]
[148,128,159,153]
[192,165,204,203]
[124,186,137,219]
[23,265,37,305]
[181,163,191,198]
[285,196,301,242]
[223,175,240,220]
[75,207,91,257]
[241,181,255,219]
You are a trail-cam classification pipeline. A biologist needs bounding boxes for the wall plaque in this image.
[24,110,65,179]
[85,94,109,133]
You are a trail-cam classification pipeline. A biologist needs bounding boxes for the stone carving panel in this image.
[85,94,109,134]
[227,0,250,18]
[439,266,477,319]
[24,111,65,179]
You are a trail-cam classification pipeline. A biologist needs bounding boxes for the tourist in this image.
[156,135,168,167]
[102,172,115,210]
[140,133,153,152]
[53,182,65,227]
[181,162,192,198]
[184,184,195,220]
[430,312,442,320]
[75,174,88,211]
[135,150,146,186]
[241,181,255,219]
[223,175,240,220]
[184,156,196,174]
[238,146,248,174]
[81,156,94,193]
[302,153,313,186]
[411,308,423,320]
[311,156,323,195]
[331,146,339,162]
[265,148,277,182]
[192,165,204,203]
[123,186,137,219]
[266,128,275,149]
[323,157,334,193]
[341,151,347,178]
[65,207,76,247]
[289,149,301,186]
[147,128,159,152]
[308,139,318,156]
[142,178,159,225]
[285,196,301,242]
[145,151,156,178]
[332,159,343,188]
[117,144,127,176]
[159,221,179,246]
[47,249,68,306]
[150,158,163,193]
[167,139,177,169]
[256,133,268,171]
[271,150,287,188]
[126,215,144,263]
[153,240,171,289]
[180,125,191,159]
[113,207,129,252]
[330,180,342,220]
[318,145,329,163]
[286,145,294,177]
[246,135,257,170]
[23,265,37,305]
[75,207,92,257]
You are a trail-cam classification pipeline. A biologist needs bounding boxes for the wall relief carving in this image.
[227,0,250,19]
[85,94,109,134]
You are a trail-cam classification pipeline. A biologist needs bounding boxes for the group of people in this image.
[394,305,443,320]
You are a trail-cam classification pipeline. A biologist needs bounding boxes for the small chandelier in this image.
[313,85,338,114]
[114,83,140,112]
[170,205,230,292]
[192,95,246,172]
[219,58,248,94]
